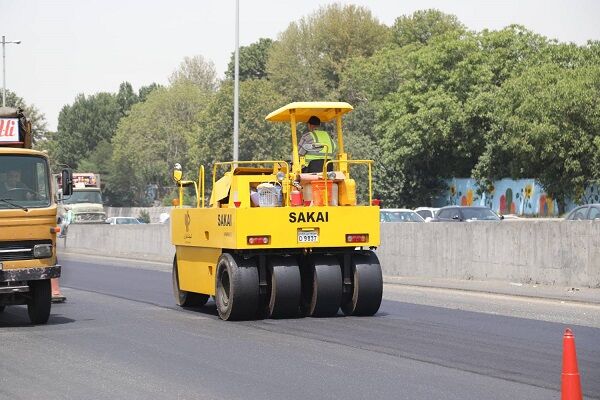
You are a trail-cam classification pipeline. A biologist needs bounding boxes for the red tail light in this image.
[346,234,368,243]
[247,236,270,245]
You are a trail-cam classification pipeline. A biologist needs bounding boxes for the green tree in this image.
[474,64,600,212]
[267,4,390,100]
[192,79,288,181]
[391,9,466,47]
[2,90,48,144]
[53,92,121,168]
[169,55,219,92]
[225,38,273,81]
[110,82,212,205]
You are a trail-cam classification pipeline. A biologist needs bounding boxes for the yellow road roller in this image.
[170,102,382,321]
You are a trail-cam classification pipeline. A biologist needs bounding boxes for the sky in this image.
[2,0,600,131]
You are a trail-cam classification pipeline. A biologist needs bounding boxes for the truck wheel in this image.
[267,257,301,319]
[301,255,342,318]
[172,256,209,307]
[216,254,259,321]
[27,279,51,325]
[341,251,383,316]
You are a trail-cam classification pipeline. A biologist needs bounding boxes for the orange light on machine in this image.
[346,234,368,243]
[247,236,270,245]
[50,226,61,234]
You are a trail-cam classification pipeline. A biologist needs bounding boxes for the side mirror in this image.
[172,163,183,183]
[61,168,73,197]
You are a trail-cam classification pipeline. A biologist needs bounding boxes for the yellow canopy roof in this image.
[265,102,353,123]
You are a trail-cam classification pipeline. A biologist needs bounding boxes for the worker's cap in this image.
[308,116,321,126]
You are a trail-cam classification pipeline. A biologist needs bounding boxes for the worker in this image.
[0,169,32,199]
[298,116,336,173]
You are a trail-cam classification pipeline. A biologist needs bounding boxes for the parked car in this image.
[433,206,503,222]
[380,208,425,223]
[414,207,440,222]
[564,204,600,221]
[105,217,143,225]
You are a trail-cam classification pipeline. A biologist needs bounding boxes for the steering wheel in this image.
[6,187,40,201]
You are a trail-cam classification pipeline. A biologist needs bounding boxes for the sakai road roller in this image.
[170,102,383,321]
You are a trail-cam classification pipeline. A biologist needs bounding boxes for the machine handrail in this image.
[323,159,374,205]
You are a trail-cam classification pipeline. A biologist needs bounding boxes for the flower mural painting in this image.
[441,178,561,216]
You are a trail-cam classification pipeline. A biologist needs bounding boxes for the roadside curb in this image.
[383,276,600,306]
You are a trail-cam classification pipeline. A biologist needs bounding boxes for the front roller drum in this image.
[172,256,209,307]
[301,255,342,318]
[341,251,383,316]
[216,253,259,321]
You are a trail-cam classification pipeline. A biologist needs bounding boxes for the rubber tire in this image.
[172,256,209,307]
[216,253,259,321]
[301,255,342,318]
[27,279,51,325]
[267,257,301,319]
[341,251,383,316]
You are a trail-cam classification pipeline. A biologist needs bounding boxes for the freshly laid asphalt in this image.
[0,253,598,400]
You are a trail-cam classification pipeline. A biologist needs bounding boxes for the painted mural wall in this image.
[434,179,599,216]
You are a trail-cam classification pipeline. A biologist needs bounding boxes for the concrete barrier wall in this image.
[105,207,173,223]
[377,220,600,287]
[58,220,600,287]
[58,224,174,263]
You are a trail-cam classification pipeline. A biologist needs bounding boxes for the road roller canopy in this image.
[265,102,353,123]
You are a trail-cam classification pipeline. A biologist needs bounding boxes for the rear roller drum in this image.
[266,257,301,319]
[301,255,342,318]
[172,256,209,307]
[216,253,259,321]
[341,251,383,316]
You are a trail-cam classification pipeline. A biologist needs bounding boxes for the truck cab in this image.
[0,107,72,324]
[59,173,106,224]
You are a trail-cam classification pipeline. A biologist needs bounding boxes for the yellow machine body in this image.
[170,102,383,320]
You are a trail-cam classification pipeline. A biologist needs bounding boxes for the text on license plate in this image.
[298,230,319,243]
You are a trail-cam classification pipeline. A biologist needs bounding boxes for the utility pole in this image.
[2,36,22,107]
[233,0,240,161]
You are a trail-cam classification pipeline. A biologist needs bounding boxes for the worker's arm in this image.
[298,132,316,156]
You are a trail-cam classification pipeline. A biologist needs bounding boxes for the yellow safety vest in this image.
[305,130,335,161]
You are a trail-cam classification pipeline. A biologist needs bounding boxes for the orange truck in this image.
[0,107,72,324]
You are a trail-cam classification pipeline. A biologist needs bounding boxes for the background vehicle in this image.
[105,217,143,225]
[414,207,439,222]
[170,102,383,321]
[0,107,72,324]
[433,206,503,222]
[58,173,105,224]
[381,208,425,222]
[564,204,600,220]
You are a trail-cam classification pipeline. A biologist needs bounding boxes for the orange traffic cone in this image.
[51,278,66,303]
[561,328,583,400]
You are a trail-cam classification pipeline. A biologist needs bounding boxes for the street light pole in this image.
[2,35,22,107]
[233,0,239,161]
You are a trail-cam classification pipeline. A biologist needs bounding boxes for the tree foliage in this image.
[110,82,212,205]
[169,55,219,92]
[392,9,466,47]
[267,4,390,100]
[3,90,48,144]
[42,7,600,210]
[225,38,273,81]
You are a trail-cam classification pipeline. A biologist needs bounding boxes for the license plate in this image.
[298,230,318,243]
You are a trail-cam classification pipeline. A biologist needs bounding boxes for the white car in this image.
[105,217,142,225]
[414,207,440,222]
[380,208,425,223]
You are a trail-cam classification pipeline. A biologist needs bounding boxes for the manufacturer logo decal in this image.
[289,211,329,223]
[183,211,192,239]
[217,214,232,226]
